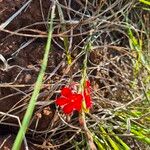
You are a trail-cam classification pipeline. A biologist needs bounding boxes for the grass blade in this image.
[12,2,56,150]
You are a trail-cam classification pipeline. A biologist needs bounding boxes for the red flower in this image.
[56,80,92,114]
[83,80,92,109]
[56,87,83,114]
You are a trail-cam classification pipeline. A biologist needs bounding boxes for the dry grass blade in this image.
[0,0,32,30]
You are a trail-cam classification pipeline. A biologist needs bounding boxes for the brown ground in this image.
[0,1,57,149]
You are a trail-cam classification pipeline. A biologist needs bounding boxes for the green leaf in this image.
[139,0,150,5]
[12,2,56,150]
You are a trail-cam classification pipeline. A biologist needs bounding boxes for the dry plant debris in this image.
[0,0,150,149]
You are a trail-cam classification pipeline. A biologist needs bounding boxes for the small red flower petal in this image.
[86,80,91,88]
[74,102,82,111]
[63,103,74,114]
[73,94,83,111]
[85,94,92,108]
[84,90,92,108]
[61,87,72,97]
[56,97,69,106]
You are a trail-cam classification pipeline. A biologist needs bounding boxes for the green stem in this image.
[79,36,96,149]
[57,3,72,65]
[12,3,56,150]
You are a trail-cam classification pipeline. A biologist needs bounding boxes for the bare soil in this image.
[0,1,57,149]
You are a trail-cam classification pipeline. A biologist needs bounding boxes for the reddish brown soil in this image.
[0,1,56,149]
[0,0,87,149]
